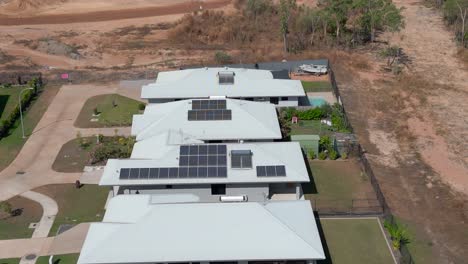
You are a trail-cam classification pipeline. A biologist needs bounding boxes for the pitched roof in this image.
[99,140,310,186]
[77,196,325,264]
[141,67,305,99]
[132,98,281,141]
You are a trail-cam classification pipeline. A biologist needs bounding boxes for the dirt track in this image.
[0,0,230,25]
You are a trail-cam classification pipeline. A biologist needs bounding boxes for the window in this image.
[165,185,173,189]
[211,184,226,195]
[270,97,279,104]
[281,97,288,101]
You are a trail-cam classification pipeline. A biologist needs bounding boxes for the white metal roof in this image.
[77,195,325,264]
[141,67,306,99]
[132,98,281,141]
[99,141,310,186]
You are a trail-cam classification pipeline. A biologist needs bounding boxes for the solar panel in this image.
[191,100,227,110]
[119,168,130,179]
[139,168,149,179]
[187,110,232,121]
[231,150,253,169]
[256,165,287,177]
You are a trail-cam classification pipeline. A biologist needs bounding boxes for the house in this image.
[132,98,282,142]
[100,132,310,201]
[141,67,306,106]
[77,194,325,264]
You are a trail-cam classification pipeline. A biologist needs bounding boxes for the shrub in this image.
[0,88,35,139]
[214,51,233,64]
[341,152,348,160]
[93,107,99,115]
[328,150,338,160]
[138,103,146,111]
[318,151,327,160]
[331,103,351,132]
[0,201,12,218]
[319,135,332,151]
[384,220,410,250]
[308,150,315,159]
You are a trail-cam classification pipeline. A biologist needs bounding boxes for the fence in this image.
[329,63,415,264]
[311,198,383,216]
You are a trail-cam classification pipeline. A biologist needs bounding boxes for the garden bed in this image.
[52,136,134,173]
[34,184,109,236]
[36,254,79,264]
[74,94,143,128]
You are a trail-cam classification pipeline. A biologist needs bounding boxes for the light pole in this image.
[19,87,34,139]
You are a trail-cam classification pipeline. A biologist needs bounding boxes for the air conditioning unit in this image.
[219,195,248,202]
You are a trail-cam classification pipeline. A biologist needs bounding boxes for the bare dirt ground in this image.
[332,0,468,262]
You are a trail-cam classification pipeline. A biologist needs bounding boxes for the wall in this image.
[118,183,270,202]
[278,97,299,107]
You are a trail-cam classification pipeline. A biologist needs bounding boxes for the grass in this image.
[301,81,332,93]
[0,85,60,171]
[52,137,98,173]
[304,160,376,211]
[290,120,333,136]
[74,94,142,128]
[318,218,394,264]
[52,136,134,173]
[34,184,109,236]
[0,193,42,240]
[36,254,79,264]
[0,85,27,121]
[0,259,20,264]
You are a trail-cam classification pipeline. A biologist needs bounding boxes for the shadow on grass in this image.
[301,151,318,194]
[0,95,9,119]
[316,213,333,264]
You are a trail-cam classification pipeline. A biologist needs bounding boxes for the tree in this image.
[279,0,296,53]
[245,0,271,26]
[456,0,467,46]
[323,0,353,43]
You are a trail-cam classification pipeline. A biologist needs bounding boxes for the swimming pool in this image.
[308,97,327,107]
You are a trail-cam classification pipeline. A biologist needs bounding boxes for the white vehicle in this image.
[298,64,328,75]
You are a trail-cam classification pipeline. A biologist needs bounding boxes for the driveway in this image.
[0,83,139,201]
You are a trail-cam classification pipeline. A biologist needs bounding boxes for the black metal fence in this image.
[311,198,383,216]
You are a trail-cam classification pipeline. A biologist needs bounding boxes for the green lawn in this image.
[304,160,377,212]
[0,85,26,121]
[36,254,79,264]
[74,94,142,128]
[0,258,20,264]
[301,81,332,93]
[34,184,109,236]
[318,218,394,264]
[0,193,42,240]
[0,85,59,171]
[290,120,333,136]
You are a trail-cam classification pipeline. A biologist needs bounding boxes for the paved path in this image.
[0,83,139,201]
[20,191,58,238]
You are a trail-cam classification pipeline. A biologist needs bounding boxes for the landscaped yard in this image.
[0,196,42,240]
[74,94,143,128]
[0,258,20,264]
[34,184,109,236]
[52,136,134,173]
[304,159,378,212]
[290,120,333,136]
[0,85,59,171]
[301,81,332,93]
[318,218,394,264]
[36,254,79,264]
[0,86,25,121]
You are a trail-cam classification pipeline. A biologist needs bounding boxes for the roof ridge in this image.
[261,202,325,258]
[231,100,279,137]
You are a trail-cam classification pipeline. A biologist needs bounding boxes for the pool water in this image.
[308,97,327,107]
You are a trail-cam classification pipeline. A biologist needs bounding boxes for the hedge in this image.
[0,79,40,138]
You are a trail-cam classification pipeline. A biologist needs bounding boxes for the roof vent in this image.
[218,71,235,85]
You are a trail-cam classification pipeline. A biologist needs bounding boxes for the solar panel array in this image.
[187,109,232,121]
[231,150,253,169]
[119,144,228,180]
[256,165,287,177]
[188,100,232,121]
[192,100,226,110]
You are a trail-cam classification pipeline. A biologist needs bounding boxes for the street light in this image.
[19,87,34,139]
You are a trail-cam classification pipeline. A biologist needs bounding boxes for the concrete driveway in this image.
[0,83,140,201]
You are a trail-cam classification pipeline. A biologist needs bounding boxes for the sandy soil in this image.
[332,0,468,262]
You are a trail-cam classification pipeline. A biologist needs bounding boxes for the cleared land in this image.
[36,254,79,264]
[0,196,42,240]
[304,160,378,212]
[74,94,141,128]
[0,85,59,171]
[318,218,394,264]
[34,184,108,236]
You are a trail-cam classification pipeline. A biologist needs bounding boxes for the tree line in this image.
[245,0,404,52]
